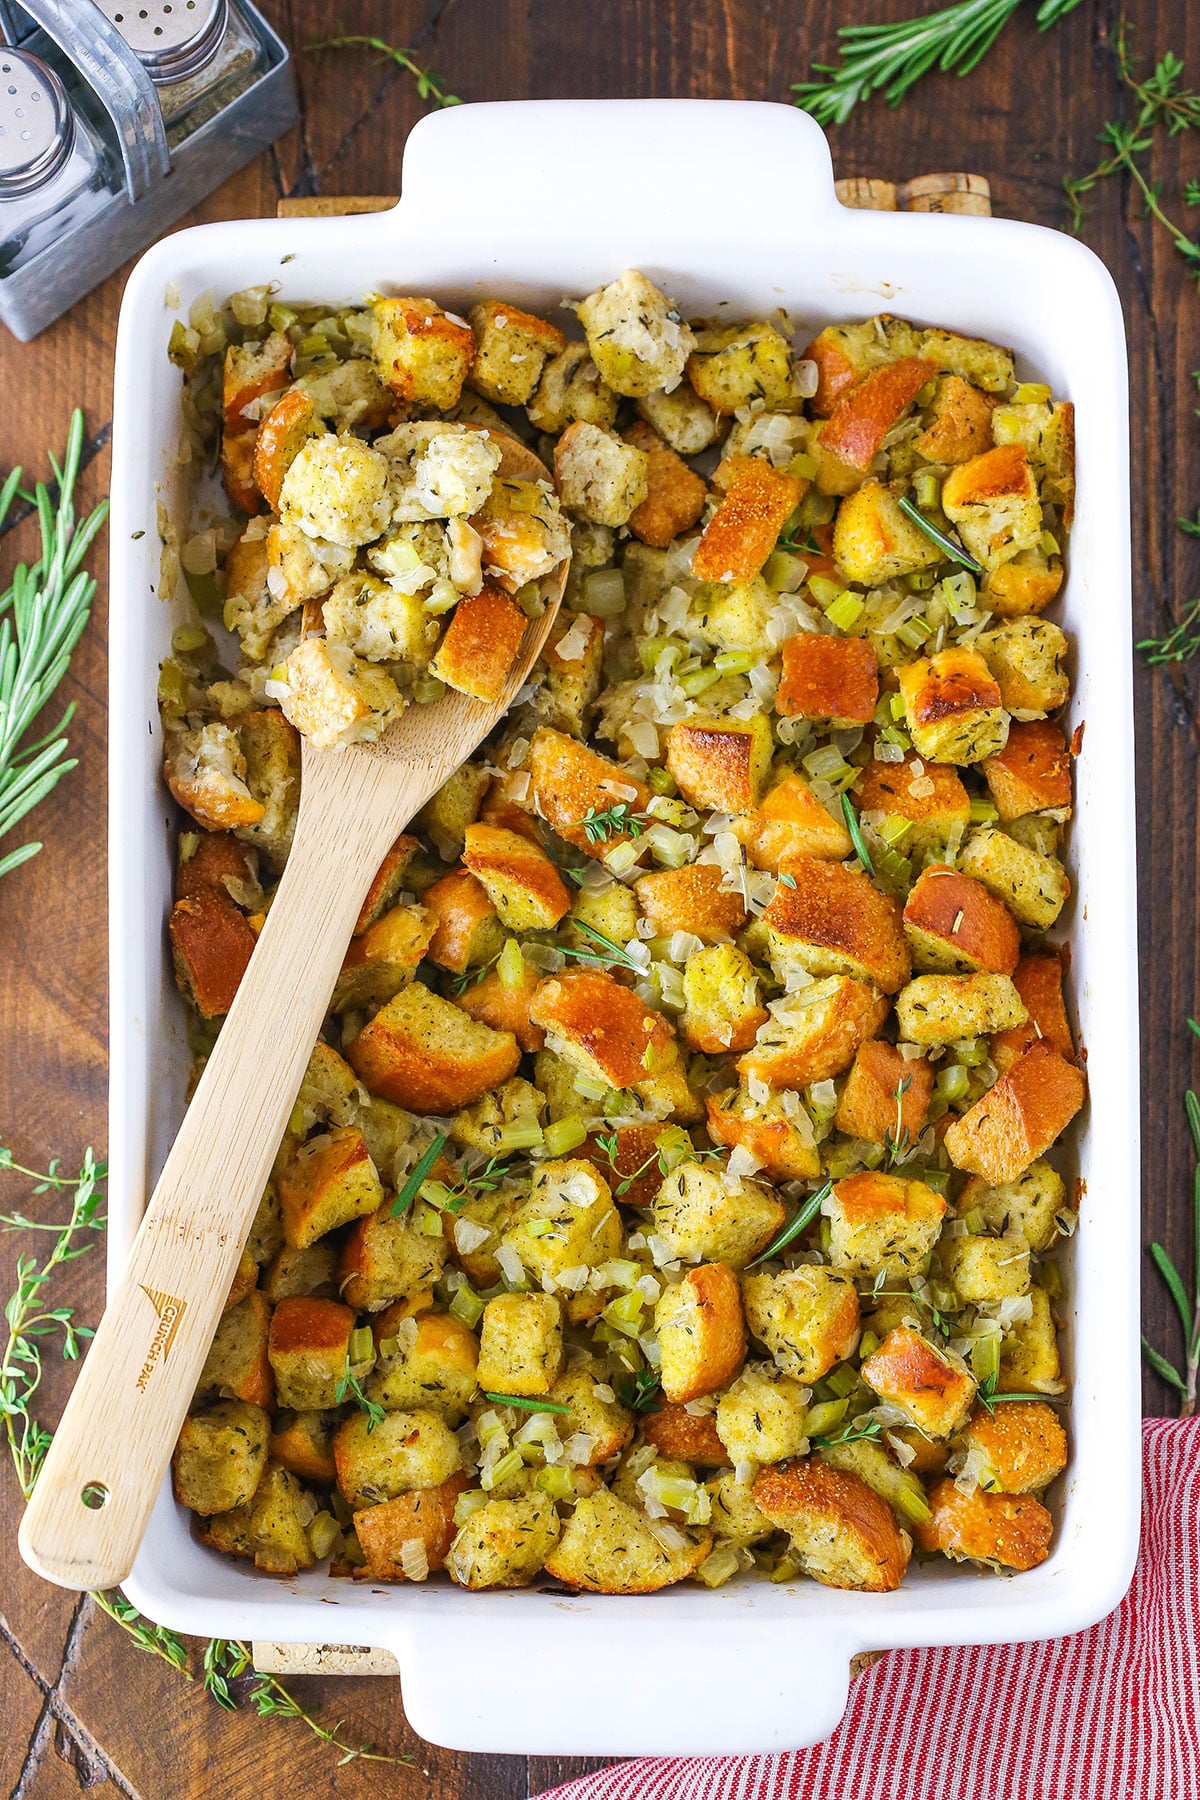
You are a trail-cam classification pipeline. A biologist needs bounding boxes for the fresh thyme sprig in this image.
[592,1130,721,1198]
[425,1152,520,1215]
[0,410,109,881]
[335,1350,385,1433]
[777,526,822,556]
[813,1417,883,1449]
[557,919,645,974]
[581,801,648,844]
[308,34,461,109]
[614,1368,662,1414]
[792,0,1083,127]
[1137,599,1200,665]
[885,1077,913,1165]
[1142,1019,1200,1415]
[746,1179,833,1268]
[203,1639,403,1765]
[450,950,500,995]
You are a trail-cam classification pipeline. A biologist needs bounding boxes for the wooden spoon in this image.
[19,437,568,1591]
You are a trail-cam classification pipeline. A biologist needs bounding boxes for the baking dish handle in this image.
[395,98,838,236]
[389,1611,855,1756]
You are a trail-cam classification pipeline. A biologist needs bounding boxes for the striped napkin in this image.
[538,1417,1196,1800]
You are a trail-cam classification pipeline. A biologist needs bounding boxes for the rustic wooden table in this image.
[0,0,1194,1793]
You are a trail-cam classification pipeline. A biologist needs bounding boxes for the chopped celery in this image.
[1013,382,1051,405]
[450,1284,485,1328]
[894,1483,932,1525]
[826,1362,860,1399]
[969,798,999,824]
[544,1118,588,1157]
[825,592,865,632]
[803,1398,849,1437]
[679,665,721,698]
[857,1330,880,1362]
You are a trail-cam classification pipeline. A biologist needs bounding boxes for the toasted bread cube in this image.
[455,954,545,1054]
[715,1361,810,1465]
[174,830,257,906]
[943,1232,1031,1304]
[982,720,1072,821]
[268,1408,338,1483]
[165,720,265,834]
[333,903,434,1011]
[294,1038,361,1131]
[277,1128,382,1250]
[687,320,793,414]
[371,296,474,408]
[941,444,1042,572]
[352,833,420,936]
[636,864,746,944]
[752,1458,911,1591]
[825,1171,946,1281]
[223,523,296,660]
[252,387,324,511]
[705,1087,821,1182]
[802,315,924,415]
[644,1400,729,1468]
[738,975,890,1090]
[278,431,392,549]
[334,1407,462,1509]
[666,713,773,813]
[322,569,440,667]
[263,516,356,614]
[580,1121,675,1209]
[544,1487,710,1593]
[222,329,293,435]
[198,1461,316,1574]
[742,1266,861,1383]
[680,945,768,1054]
[449,1077,545,1156]
[957,1160,1067,1252]
[476,1292,563,1397]
[903,865,1020,976]
[765,857,910,993]
[818,1435,932,1527]
[860,1326,976,1438]
[706,1468,775,1543]
[566,883,640,957]
[980,548,1064,618]
[448,1490,561,1589]
[197,1289,274,1410]
[914,373,996,465]
[527,726,652,856]
[738,769,853,869]
[992,396,1075,520]
[776,633,880,725]
[262,1242,337,1304]
[554,420,649,527]
[835,1040,932,1148]
[918,328,1013,393]
[349,983,520,1114]
[462,822,570,930]
[173,1400,269,1516]
[655,1262,747,1403]
[991,951,1074,1075]
[338,1205,449,1312]
[368,1309,479,1420]
[416,761,491,859]
[528,968,689,1108]
[959,827,1069,931]
[232,709,301,870]
[961,1399,1066,1495]
[280,637,403,751]
[978,617,1069,716]
[832,481,942,587]
[895,971,1027,1045]
[856,750,970,852]
[915,1477,1052,1571]
[354,1471,471,1581]
[635,382,721,454]
[468,300,565,404]
[502,1158,623,1287]
[898,646,1009,765]
[819,356,935,471]
[430,584,528,704]
[944,1040,1085,1184]
[297,355,392,431]
[576,268,695,398]
[169,887,256,1020]
[691,456,804,584]
[1000,1286,1064,1393]
[220,428,260,512]
[526,340,619,432]
[267,1295,356,1410]
[623,420,707,547]
[423,869,504,975]
[547,1366,635,1465]
[653,1161,784,1269]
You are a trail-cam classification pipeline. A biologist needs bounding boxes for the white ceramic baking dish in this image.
[106,98,1139,1757]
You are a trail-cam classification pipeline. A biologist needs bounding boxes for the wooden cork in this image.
[834,176,899,211]
[252,1641,401,1677]
[897,172,992,215]
[276,194,398,216]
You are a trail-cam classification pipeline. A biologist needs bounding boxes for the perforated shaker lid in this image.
[94,0,230,84]
[0,50,72,193]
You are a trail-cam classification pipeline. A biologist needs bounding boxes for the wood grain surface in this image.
[0,0,1194,1792]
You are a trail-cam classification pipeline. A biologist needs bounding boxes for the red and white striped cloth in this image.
[539,1418,1198,1800]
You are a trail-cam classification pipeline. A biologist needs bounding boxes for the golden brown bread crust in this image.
[354,1471,471,1580]
[624,420,707,549]
[422,868,499,974]
[752,1457,911,1592]
[528,726,652,854]
[169,888,257,1019]
[691,455,804,584]
[635,863,747,943]
[656,1262,747,1404]
[175,831,258,904]
[665,716,770,814]
[961,1399,1068,1493]
[582,1123,674,1209]
[353,833,420,936]
[855,748,971,840]
[641,1400,729,1466]
[860,1325,976,1439]
[455,958,545,1053]
[944,1040,1085,1184]
[903,864,1020,976]
[705,1091,822,1182]
[942,441,1030,510]
[431,585,529,702]
[737,975,890,1090]
[990,949,1075,1075]
[529,969,676,1091]
[982,719,1073,820]
[903,645,1004,727]
[914,373,996,464]
[819,356,935,470]
[372,297,474,406]
[835,1038,933,1146]
[347,986,521,1115]
[223,331,293,434]
[268,1294,354,1359]
[462,822,571,929]
[765,855,911,993]
[277,1126,382,1249]
[739,770,853,868]
[915,1476,1053,1570]
[776,633,880,724]
[801,324,865,416]
[253,387,323,510]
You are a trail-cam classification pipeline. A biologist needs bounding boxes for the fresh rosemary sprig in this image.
[203,1639,403,1765]
[308,34,461,109]
[335,1350,385,1433]
[975,1370,1061,1414]
[391,1130,447,1216]
[0,410,109,881]
[481,1392,571,1414]
[746,1179,833,1268]
[1142,1020,1200,1415]
[581,801,648,844]
[896,496,983,576]
[841,793,876,879]
[557,918,644,974]
[792,0,1082,127]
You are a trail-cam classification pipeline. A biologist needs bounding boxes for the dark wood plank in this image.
[0,1,1195,1794]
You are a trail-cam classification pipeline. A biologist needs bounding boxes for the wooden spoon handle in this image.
[18,789,398,1591]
